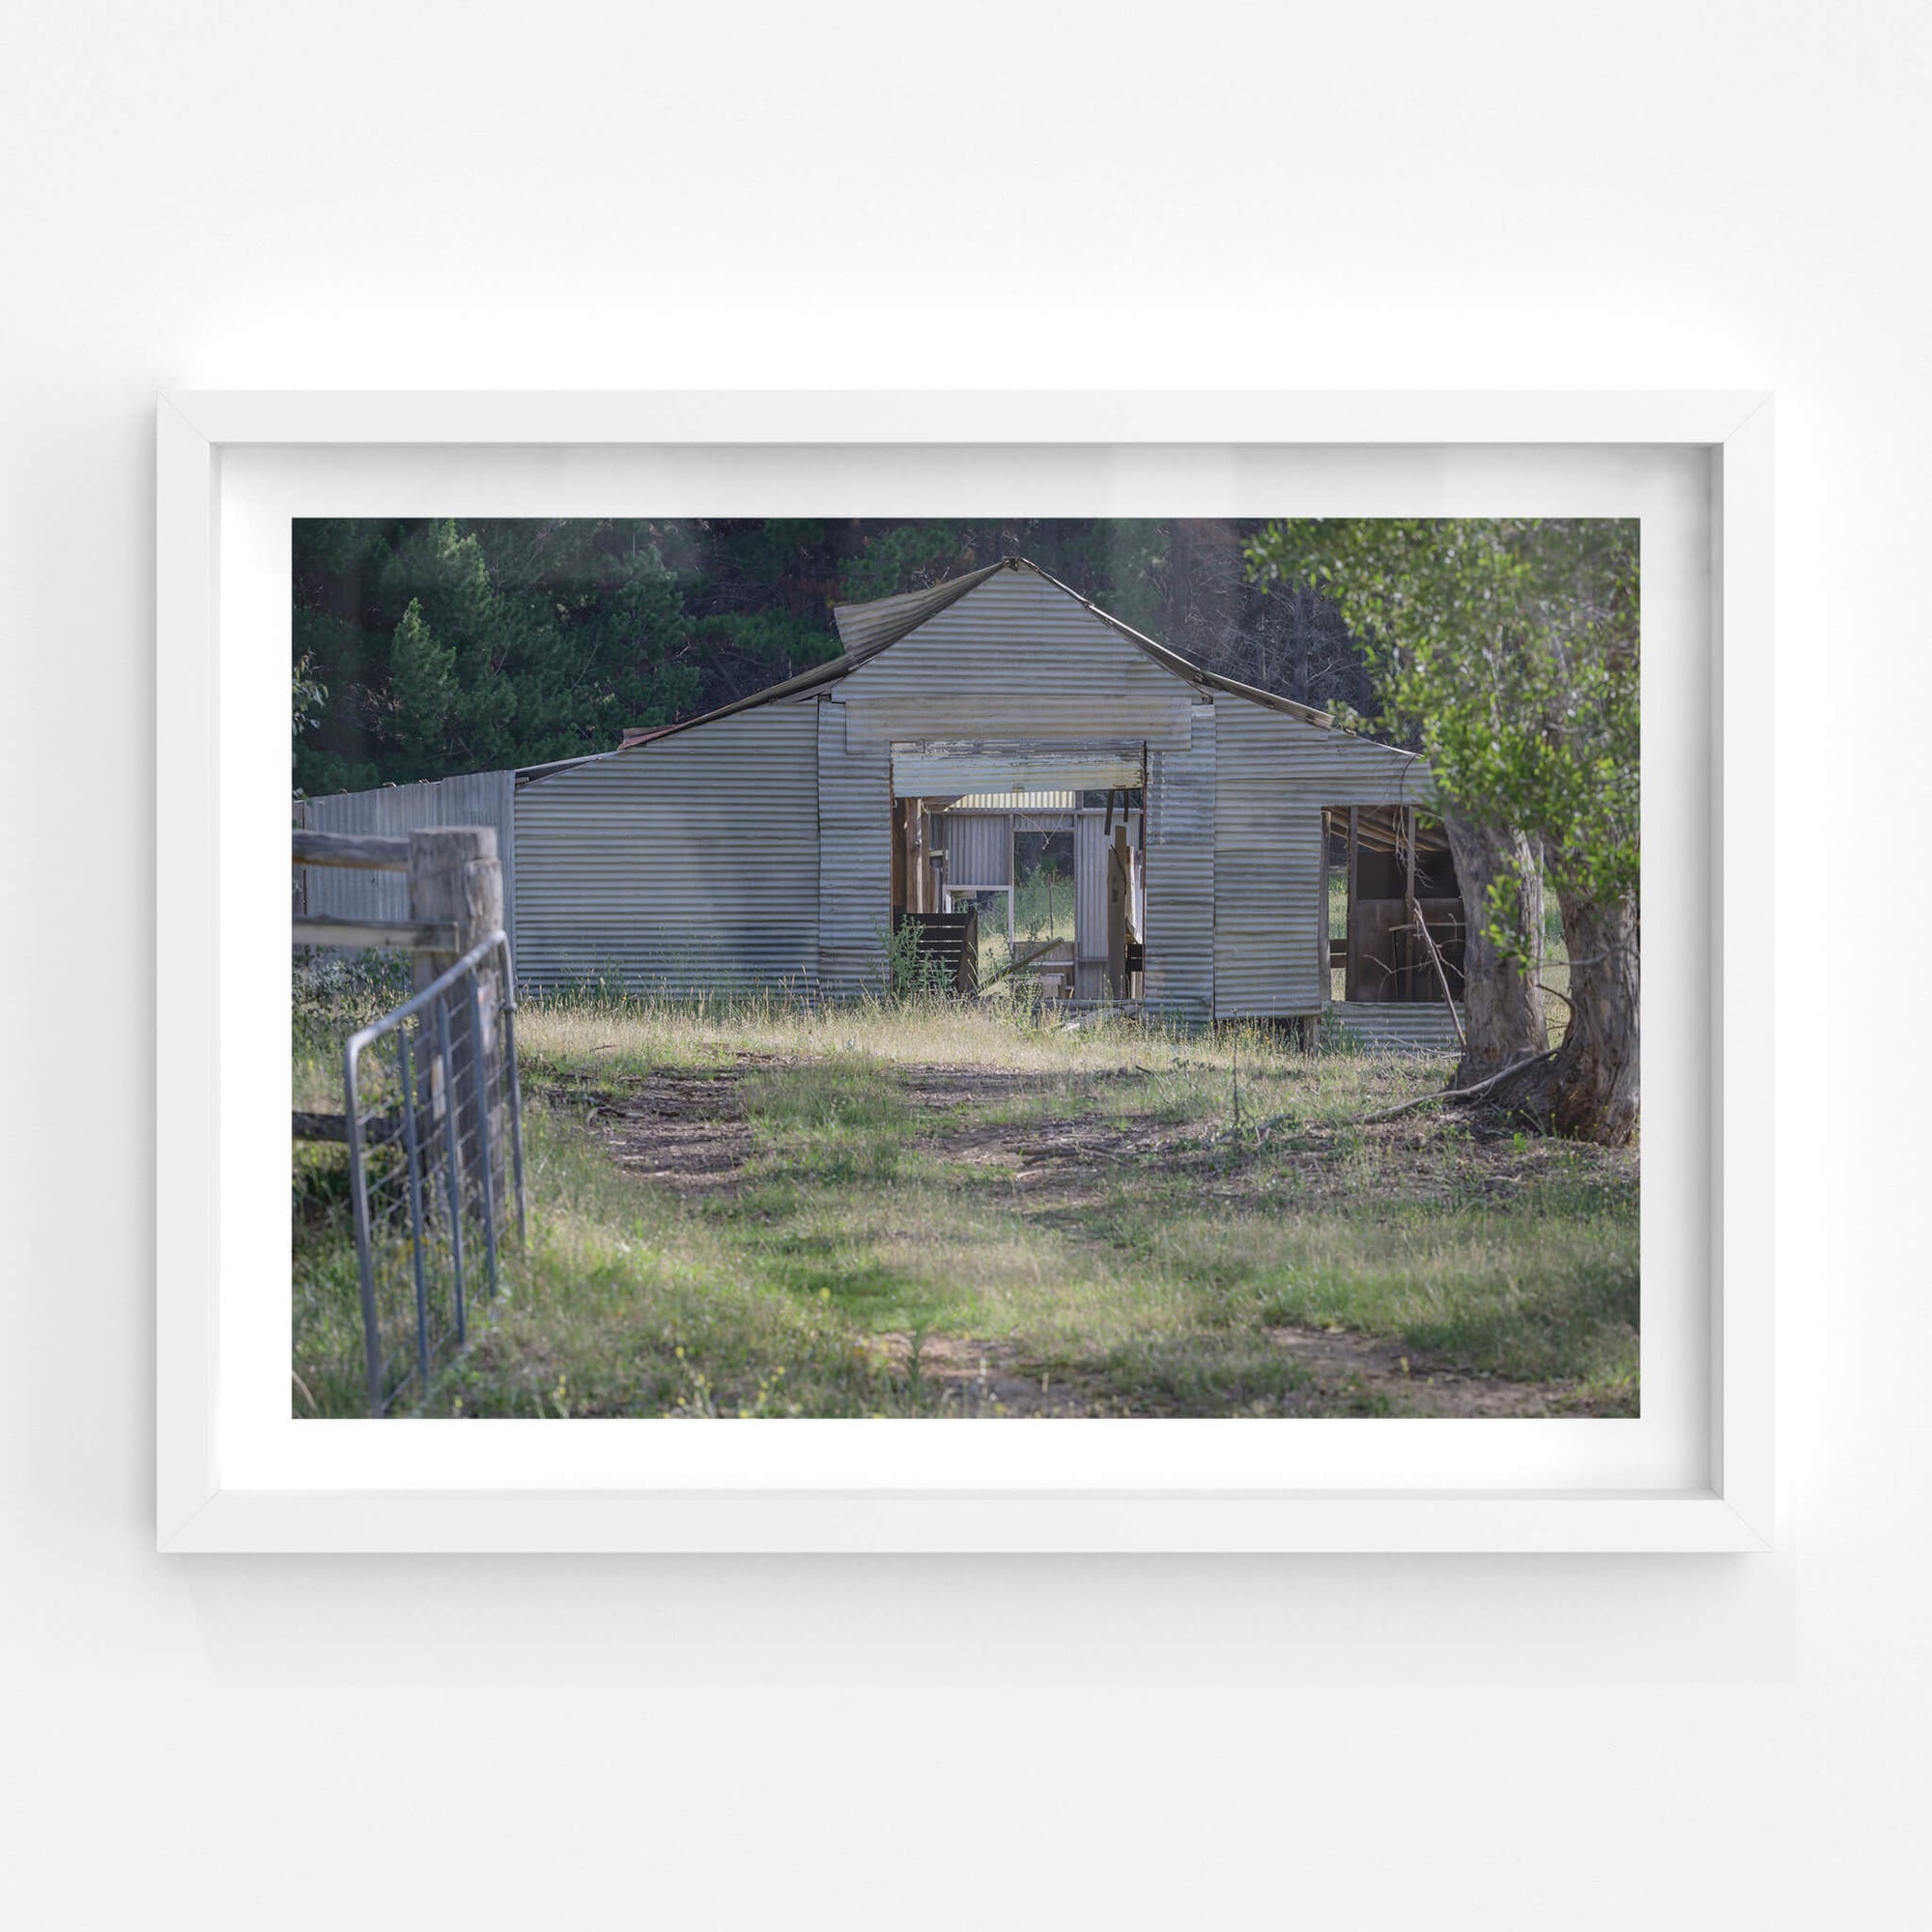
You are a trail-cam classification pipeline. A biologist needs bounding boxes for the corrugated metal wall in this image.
[297,770,519,936]
[841,570,1195,750]
[817,698,891,995]
[1142,705,1216,1019]
[512,706,819,994]
[1211,701,1435,1018]
[938,813,1011,887]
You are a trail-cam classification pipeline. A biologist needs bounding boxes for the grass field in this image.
[293,976,1638,1420]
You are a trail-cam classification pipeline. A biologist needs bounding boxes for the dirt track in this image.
[547,1057,1610,1419]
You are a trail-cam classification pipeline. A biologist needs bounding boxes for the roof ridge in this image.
[620,552,1379,753]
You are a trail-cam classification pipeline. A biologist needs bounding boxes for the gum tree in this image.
[1247,519,1639,1146]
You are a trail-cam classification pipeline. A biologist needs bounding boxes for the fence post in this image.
[409,827,505,1222]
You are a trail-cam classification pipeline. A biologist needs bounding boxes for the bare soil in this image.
[863,1333,1092,1416]
[545,1070,753,1196]
[1257,1323,1595,1417]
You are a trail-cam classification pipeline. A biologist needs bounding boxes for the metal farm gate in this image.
[339,932,526,1414]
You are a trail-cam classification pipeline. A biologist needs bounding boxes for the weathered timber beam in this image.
[293,915,462,952]
[291,830,412,871]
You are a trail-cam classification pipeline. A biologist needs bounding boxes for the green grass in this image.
[293,985,1639,1418]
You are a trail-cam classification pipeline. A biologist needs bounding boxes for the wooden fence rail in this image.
[292,828,411,871]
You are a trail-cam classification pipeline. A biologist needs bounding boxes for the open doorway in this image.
[893,786,1144,1003]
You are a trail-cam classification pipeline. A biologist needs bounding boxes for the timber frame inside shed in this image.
[1325,805,1466,1006]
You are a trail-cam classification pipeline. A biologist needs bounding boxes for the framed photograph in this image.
[157,390,1774,1552]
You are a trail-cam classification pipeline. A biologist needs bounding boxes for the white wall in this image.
[1,3,1920,1925]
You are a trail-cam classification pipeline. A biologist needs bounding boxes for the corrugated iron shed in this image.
[482,555,1437,1016]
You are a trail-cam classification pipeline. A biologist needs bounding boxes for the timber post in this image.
[407,827,505,1221]
[1345,807,1360,1002]
[1106,822,1130,1000]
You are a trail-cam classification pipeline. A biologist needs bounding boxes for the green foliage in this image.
[296,516,1383,794]
[291,652,327,792]
[293,518,701,794]
[1247,518,1640,949]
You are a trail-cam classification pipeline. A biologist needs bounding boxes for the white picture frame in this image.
[157,389,1775,1554]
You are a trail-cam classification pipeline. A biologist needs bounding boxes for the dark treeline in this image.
[293,517,1375,796]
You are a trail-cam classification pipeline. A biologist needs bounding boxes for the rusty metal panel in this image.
[1142,706,1215,1019]
[842,569,1195,749]
[511,705,819,994]
[817,698,891,996]
[298,769,520,940]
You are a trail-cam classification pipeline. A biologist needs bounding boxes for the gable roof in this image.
[617,555,1381,752]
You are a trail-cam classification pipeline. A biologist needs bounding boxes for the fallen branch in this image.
[1406,897,1467,1052]
[1356,1051,1558,1123]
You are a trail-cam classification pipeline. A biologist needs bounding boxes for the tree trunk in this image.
[1442,812,1548,1085]
[1492,886,1639,1147]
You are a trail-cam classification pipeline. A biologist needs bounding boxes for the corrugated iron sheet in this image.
[817,698,891,995]
[298,770,519,938]
[936,812,1011,887]
[1142,707,1216,1019]
[512,705,819,994]
[954,790,1074,810]
[843,569,1195,751]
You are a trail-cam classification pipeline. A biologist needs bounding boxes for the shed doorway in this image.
[893,783,1146,1004]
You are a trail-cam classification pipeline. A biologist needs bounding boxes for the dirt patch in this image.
[915,1111,1157,1193]
[905,1065,1188,1205]
[549,1071,754,1196]
[1260,1323,1596,1417]
[896,1066,1056,1120]
[867,1322,1583,1418]
[866,1332,1090,1416]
